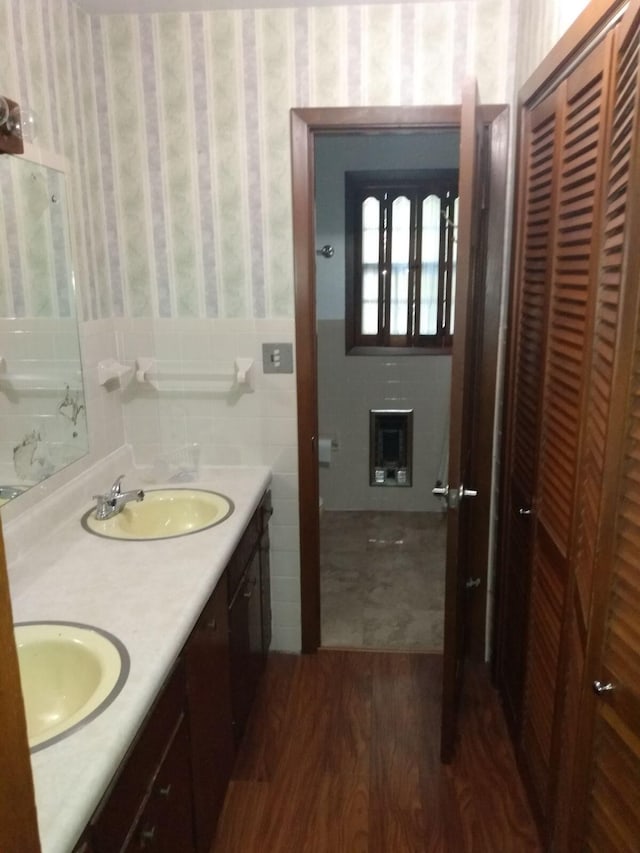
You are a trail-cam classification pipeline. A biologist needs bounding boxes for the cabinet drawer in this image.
[91,660,187,853]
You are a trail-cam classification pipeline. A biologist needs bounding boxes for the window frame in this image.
[345,168,459,355]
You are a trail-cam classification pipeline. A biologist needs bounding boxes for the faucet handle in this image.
[110,474,126,496]
[93,493,116,520]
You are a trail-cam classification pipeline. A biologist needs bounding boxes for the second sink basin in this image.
[82,488,234,540]
[15,621,129,752]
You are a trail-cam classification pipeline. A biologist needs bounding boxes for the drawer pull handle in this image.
[140,825,157,845]
[159,783,172,798]
[592,680,615,695]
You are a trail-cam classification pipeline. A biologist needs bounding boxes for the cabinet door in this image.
[124,715,195,853]
[229,551,262,744]
[260,494,272,656]
[185,575,234,853]
[91,663,191,853]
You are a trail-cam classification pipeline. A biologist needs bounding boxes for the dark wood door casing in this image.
[291,105,506,663]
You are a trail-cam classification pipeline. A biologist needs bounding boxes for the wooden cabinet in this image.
[82,490,272,853]
[228,493,272,744]
[91,661,195,853]
[185,572,234,853]
[260,492,273,656]
[497,2,640,849]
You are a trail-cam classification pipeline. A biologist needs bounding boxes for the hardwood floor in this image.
[212,651,541,852]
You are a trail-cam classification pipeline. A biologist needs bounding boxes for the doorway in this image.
[291,105,507,668]
[314,129,457,651]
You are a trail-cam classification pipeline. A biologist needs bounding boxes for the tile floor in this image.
[320,510,447,651]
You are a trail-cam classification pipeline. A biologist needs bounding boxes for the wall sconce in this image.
[0,95,29,155]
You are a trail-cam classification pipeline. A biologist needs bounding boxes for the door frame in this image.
[291,105,506,656]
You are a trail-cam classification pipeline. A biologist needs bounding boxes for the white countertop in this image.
[6,464,271,853]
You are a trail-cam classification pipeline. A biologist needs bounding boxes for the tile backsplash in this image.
[0,318,88,485]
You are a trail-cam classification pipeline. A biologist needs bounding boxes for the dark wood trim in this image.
[291,106,461,132]
[346,345,453,357]
[0,520,41,852]
[519,0,627,106]
[291,104,506,658]
[291,109,321,653]
[468,106,509,662]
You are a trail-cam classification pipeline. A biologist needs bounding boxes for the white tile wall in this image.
[110,316,302,651]
[317,319,451,512]
[0,318,88,487]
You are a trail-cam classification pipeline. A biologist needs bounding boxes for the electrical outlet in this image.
[262,342,294,374]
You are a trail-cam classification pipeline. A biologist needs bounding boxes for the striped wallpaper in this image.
[0,156,74,319]
[2,0,515,325]
[514,0,591,87]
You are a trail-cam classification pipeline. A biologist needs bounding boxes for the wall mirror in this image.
[0,151,88,506]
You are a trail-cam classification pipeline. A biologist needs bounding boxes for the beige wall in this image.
[513,0,591,90]
[2,0,514,326]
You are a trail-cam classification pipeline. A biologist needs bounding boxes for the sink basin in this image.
[14,621,129,752]
[81,488,234,540]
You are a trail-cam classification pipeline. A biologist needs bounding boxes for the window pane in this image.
[361,267,379,334]
[390,196,410,335]
[361,197,380,335]
[420,195,441,335]
[362,197,380,263]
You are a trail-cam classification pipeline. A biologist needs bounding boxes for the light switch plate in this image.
[262,342,294,374]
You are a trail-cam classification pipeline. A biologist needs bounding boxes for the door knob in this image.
[592,680,615,695]
[432,483,477,508]
[519,507,532,516]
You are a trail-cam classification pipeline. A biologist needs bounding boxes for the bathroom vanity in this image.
[4,461,272,853]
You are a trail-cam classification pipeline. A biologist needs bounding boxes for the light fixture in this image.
[0,95,29,155]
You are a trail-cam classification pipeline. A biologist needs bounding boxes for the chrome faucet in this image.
[93,474,144,520]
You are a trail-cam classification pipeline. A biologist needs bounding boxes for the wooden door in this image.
[440,80,483,763]
[496,87,561,739]
[520,35,615,831]
[569,3,640,848]
[0,521,41,852]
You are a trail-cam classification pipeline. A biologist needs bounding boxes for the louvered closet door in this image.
[520,37,614,829]
[546,32,618,850]
[577,4,640,848]
[496,90,560,737]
